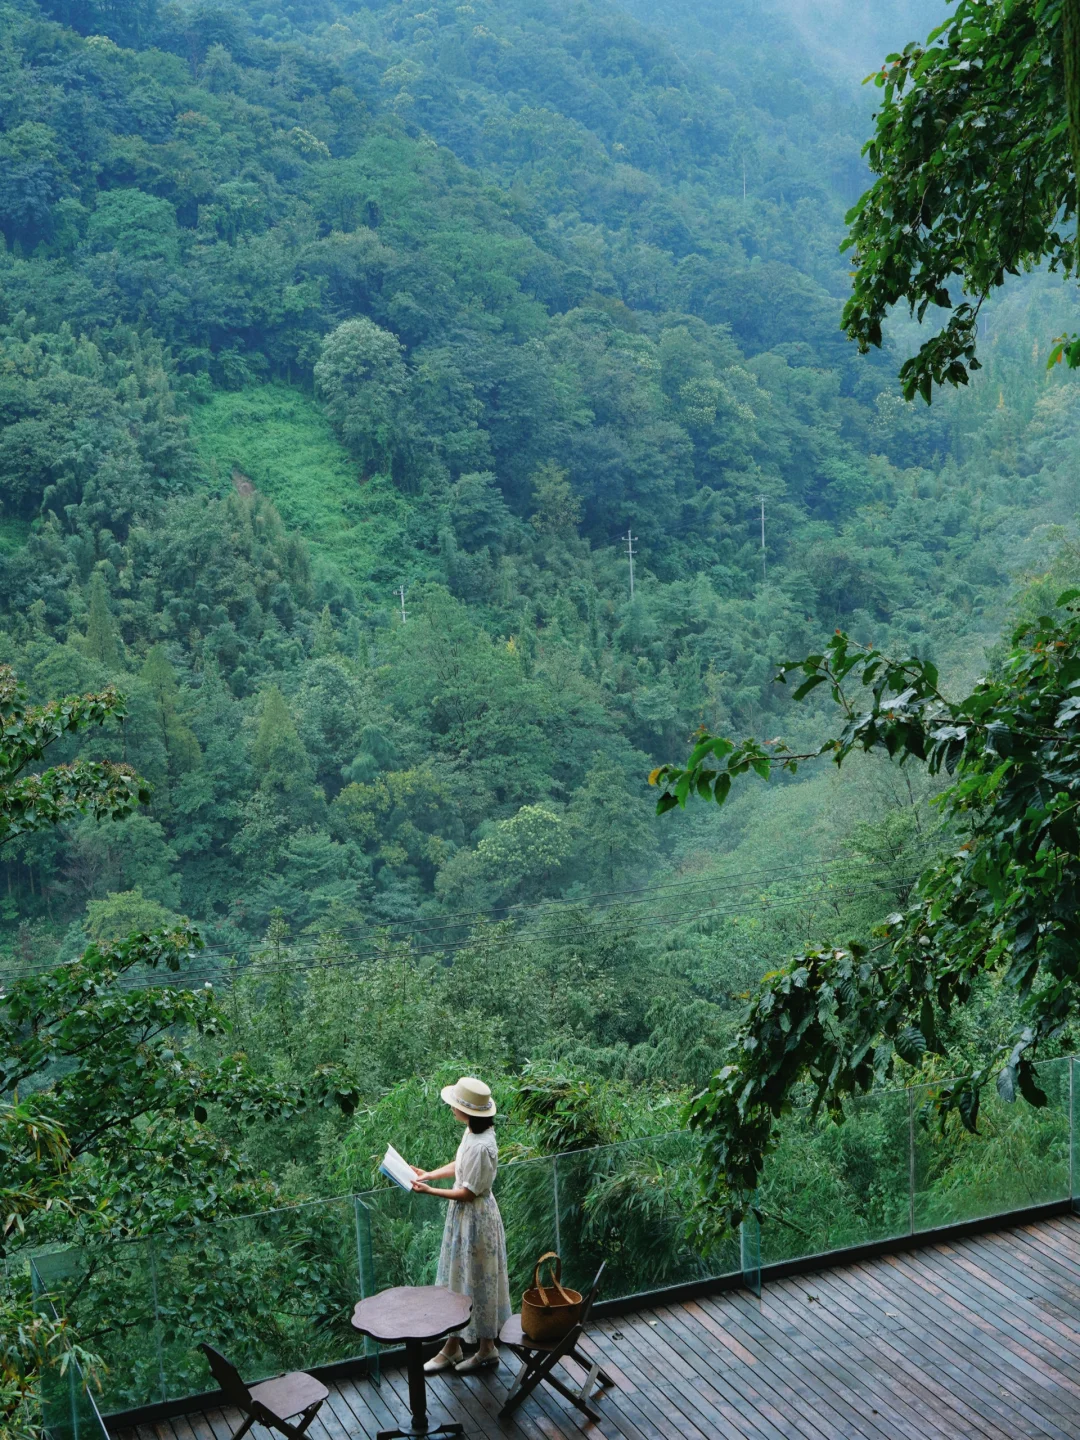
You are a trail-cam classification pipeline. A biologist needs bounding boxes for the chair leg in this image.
[577,1359,602,1404]
[499,1353,544,1419]
[293,1402,323,1439]
[230,1415,256,1440]
[272,1403,324,1440]
[570,1344,613,1388]
[542,1368,603,1425]
[502,1356,530,1408]
[500,1337,610,1424]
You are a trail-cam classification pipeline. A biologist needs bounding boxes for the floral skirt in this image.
[436,1194,512,1343]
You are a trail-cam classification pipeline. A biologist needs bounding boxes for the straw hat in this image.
[440,1076,497,1117]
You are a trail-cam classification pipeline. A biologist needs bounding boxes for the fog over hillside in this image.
[618,0,950,81]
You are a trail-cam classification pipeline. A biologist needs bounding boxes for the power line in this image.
[185,881,911,988]
[50,873,915,992]
[1,857,918,982]
[7,856,875,967]
[270,854,876,939]
[1,854,896,978]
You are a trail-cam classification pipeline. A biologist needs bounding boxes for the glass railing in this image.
[30,1257,109,1440]
[756,1054,1071,1265]
[29,1055,1077,1434]
[913,1057,1070,1229]
[358,1131,739,1309]
[30,1194,379,1421]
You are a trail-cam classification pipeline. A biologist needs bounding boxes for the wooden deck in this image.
[115,1215,1080,1440]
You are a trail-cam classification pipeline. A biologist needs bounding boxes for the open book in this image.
[380,1144,417,1192]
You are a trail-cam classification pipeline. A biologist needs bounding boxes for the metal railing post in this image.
[552,1155,561,1258]
[147,1236,168,1405]
[1071,1058,1076,1211]
[70,1348,80,1440]
[740,1203,761,1297]
[907,1085,916,1236]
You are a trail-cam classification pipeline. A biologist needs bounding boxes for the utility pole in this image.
[625,529,637,598]
[759,496,766,582]
[397,584,406,624]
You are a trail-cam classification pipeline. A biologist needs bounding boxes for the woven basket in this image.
[520,1251,583,1343]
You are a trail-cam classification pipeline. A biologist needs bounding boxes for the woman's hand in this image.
[410,1181,474,1200]
[410,1165,429,1180]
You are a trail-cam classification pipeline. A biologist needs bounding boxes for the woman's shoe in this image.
[454,1350,499,1374]
[424,1351,461,1374]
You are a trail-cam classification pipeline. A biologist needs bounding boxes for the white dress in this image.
[435,1127,512,1343]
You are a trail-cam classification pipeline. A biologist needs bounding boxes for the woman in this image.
[412,1076,511,1373]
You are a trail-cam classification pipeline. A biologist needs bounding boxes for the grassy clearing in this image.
[186,383,417,597]
[0,520,31,553]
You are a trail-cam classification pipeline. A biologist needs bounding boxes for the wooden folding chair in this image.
[199,1342,329,1440]
[498,1262,613,1424]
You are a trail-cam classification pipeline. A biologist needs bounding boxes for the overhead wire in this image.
[91,874,916,991]
[1,857,918,984]
[273,854,879,942]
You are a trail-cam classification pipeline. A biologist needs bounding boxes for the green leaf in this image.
[920,997,943,1055]
[791,673,828,702]
[1015,1061,1048,1108]
[957,1086,981,1133]
[894,1026,927,1063]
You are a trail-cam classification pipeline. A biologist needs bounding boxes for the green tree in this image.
[313,605,337,657]
[447,470,514,553]
[651,603,1080,1229]
[85,189,180,264]
[842,0,1080,397]
[139,647,202,815]
[446,804,574,905]
[83,571,119,669]
[530,461,581,539]
[314,318,409,476]
[252,686,316,805]
[570,757,658,888]
[0,667,143,844]
[333,766,456,890]
[63,811,180,911]
[0,666,356,1438]
[84,887,178,943]
[290,660,364,797]
[0,667,144,1433]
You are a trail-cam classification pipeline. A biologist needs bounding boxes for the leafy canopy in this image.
[0,665,146,843]
[651,600,1080,1228]
[0,670,357,1439]
[842,0,1080,400]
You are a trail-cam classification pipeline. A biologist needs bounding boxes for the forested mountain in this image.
[1,0,1078,1151]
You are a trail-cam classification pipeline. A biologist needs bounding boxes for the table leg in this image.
[405,1339,427,1432]
[374,1339,464,1440]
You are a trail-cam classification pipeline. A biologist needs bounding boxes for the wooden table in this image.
[351,1286,471,1440]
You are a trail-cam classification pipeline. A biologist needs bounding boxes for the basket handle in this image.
[532,1251,574,1308]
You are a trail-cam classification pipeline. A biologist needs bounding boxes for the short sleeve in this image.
[457,1133,497,1196]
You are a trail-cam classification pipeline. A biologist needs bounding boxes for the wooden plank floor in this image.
[113,1215,1080,1440]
